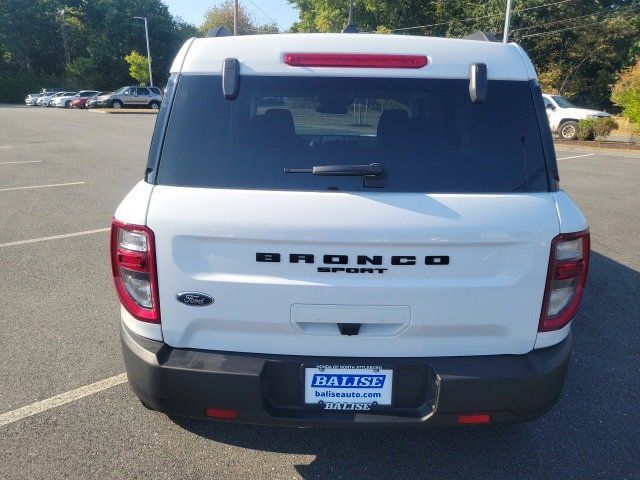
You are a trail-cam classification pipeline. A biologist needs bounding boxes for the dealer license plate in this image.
[304,366,393,409]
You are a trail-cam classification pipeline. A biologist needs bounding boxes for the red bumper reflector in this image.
[205,408,238,420]
[283,53,428,69]
[457,413,491,424]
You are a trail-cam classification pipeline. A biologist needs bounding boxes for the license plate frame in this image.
[302,364,393,410]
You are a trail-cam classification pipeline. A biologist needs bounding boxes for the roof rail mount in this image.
[469,63,488,103]
[222,58,240,100]
[207,26,232,38]
[464,31,499,42]
[342,23,359,33]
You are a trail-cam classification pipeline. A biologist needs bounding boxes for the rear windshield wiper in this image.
[284,163,385,177]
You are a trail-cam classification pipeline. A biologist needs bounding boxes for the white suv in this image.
[543,93,611,140]
[111,33,590,427]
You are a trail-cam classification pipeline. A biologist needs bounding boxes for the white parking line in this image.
[0,181,85,192]
[0,145,12,149]
[0,374,128,428]
[556,153,595,160]
[0,160,42,165]
[0,228,110,248]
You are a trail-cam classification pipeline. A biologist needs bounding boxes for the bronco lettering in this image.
[256,252,449,270]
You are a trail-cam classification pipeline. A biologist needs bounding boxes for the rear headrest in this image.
[377,109,409,144]
[264,108,296,135]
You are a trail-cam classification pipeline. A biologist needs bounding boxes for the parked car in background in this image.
[40,87,64,95]
[24,93,42,105]
[103,86,163,109]
[36,91,64,106]
[94,91,114,108]
[542,94,611,140]
[50,92,79,108]
[86,91,111,109]
[70,90,100,109]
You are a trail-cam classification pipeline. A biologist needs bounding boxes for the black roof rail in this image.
[464,31,499,42]
[206,26,232,38]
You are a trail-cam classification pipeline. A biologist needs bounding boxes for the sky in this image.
[162,0,300,30]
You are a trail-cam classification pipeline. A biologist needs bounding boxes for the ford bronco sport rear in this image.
[112,33,589,427]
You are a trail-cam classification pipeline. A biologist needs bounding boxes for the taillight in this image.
[110,219,160,323]
[539,230,590,332]
[283,53,428,68]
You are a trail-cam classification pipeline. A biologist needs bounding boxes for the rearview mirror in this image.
[546,104,555,111]
[316,91,353,115]
[317,102,348,115]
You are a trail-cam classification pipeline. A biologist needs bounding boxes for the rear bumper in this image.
[121,322,571,427]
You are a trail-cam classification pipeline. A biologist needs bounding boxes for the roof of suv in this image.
[172,33,536,81]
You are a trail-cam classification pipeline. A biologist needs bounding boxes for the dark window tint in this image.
[149,87,162,95]
[156,75,549,193]
[136,88,149,96]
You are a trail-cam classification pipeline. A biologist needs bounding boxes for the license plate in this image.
[304,366,393,409]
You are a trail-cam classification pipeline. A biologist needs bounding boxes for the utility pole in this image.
[342,0,358,33]
[233,0,239,35]
[502,0,513,43]
[59,9,70,64]
[134,16,154,87]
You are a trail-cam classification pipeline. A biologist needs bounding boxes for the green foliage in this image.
[576,117,618,141]
[65,56,101,89]
[0,0,198,102]
[124,50,150,85]
[288,0,640,109]
[612,58,640,124]
[200,0,279,35]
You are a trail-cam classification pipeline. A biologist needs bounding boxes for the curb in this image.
[554,139,639,151]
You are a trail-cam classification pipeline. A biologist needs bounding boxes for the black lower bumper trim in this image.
[121,322,571,427]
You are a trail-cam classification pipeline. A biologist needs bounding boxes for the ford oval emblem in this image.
[176,292,214,306]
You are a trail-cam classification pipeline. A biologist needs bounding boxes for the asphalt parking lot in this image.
[0,106,638,479]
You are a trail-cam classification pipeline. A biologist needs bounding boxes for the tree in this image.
[0,0,198,102]
[288,0,640,109]
[65,56,101,89]
[200,0,279,35]
[124,50,150,85]
[612,58,640,123]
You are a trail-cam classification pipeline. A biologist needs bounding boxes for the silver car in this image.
[24,93,42,106]
[37,91,65,107]
[104,86,163,109]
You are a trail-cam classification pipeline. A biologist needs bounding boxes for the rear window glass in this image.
[155,75,549,192]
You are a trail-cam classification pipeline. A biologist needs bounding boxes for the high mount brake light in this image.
[539,230,590,332]
[110,219,160,323]
[283,53,428,69]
